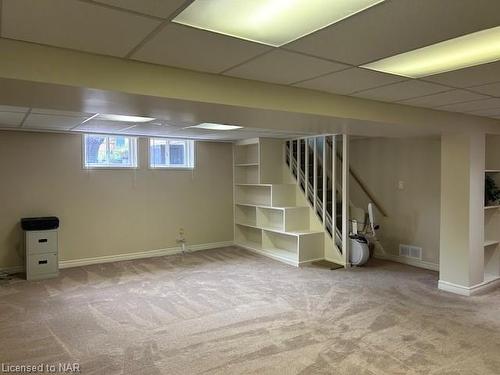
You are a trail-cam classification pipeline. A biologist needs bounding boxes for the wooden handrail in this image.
[290,137,389,217]
[347,164,388,217]
[325,137,388,217]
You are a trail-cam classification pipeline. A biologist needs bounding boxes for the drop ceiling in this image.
[1,0,500,137]
[0,104,316,140]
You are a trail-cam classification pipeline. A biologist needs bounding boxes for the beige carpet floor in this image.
[1,247,499,375]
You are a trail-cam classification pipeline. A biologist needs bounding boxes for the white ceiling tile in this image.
[23,114,89,130]
[286,0,500,65]
[131,23,271,73]
[92,0,186,18]
[31,108,94,117]
[119,123,180,136]
[352,80,450,102]
[2,0,161,57]
[424,61,500,88]
[0,105,29,113]
[436,98,500,113]
[468,82,500,97]
[166,127,243,140]
[223,50,348,85]
[398,90,489,108]
[0,111,26,127]
[468,107,500,117]
[71,119,137,133]
[295,67,405,95]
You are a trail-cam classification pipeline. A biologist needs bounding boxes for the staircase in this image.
[234,136,384,267]
[286,136,349,265]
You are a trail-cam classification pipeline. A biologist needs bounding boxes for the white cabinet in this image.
[25,230,59,280]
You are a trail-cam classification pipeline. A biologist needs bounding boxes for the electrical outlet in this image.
[398,181,405,190]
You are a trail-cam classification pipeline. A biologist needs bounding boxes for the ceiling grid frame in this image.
[0,0,499,132]
[123,0,197,59]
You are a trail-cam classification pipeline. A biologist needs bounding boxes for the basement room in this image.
[1,1,500,374]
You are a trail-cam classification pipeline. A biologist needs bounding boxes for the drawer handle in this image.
[38,239,48,243]
[38,260,48,265]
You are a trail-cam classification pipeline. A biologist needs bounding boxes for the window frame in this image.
[148,138,196,170]
[82,134,138,169]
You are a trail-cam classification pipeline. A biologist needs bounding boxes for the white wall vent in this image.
[399,244,422,260]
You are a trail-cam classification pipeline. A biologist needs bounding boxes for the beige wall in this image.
[0,130,234,268]
[350,137,441,265]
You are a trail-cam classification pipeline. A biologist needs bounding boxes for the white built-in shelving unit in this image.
[234,138,324,266]
[483,136,500,286]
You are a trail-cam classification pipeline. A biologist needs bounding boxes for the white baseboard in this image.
[0,265,24,275]
[57,241,234,269]
[374,252,439,271]
[438,276,500,296]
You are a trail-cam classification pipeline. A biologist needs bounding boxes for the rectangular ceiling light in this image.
[363,26,500,78]
[97,114,155,123]
[189,123,243,131]
[173,0,385,47]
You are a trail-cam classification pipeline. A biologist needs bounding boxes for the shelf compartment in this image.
[235,224,262,250]
[298,233,325,263]
[257,207,284,231]
[235,185,271,206]
[258,247,297,265]
[235,164,259,184]
[235,163,259,167]
[484,240,499,247]
[283,207,310,232]
[271,184,296,207]
[236,221,321,236]
[234,143,259,165]
[235,205,257,227]
[484,244,500,279]
[262,230,298,257]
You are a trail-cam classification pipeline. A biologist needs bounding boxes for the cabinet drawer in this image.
[27,253,58,280]
[26,230,58,254]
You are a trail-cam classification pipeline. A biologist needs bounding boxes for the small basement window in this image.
[149,138,195,169]
[83,134,137,168]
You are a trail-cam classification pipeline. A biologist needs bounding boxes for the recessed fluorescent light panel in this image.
[97,114,155,122]
[190,123,243,131]
[363,26,500,78]
[173,0,385,47]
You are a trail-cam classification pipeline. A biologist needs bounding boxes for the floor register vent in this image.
[399,244,422,260]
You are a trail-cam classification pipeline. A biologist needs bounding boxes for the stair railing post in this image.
[305,138,309,199]
[313,138,317,212]
[331,135,337,252]
[322,136,326,225]
[296,139,301,187]
[342,134,350,267]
